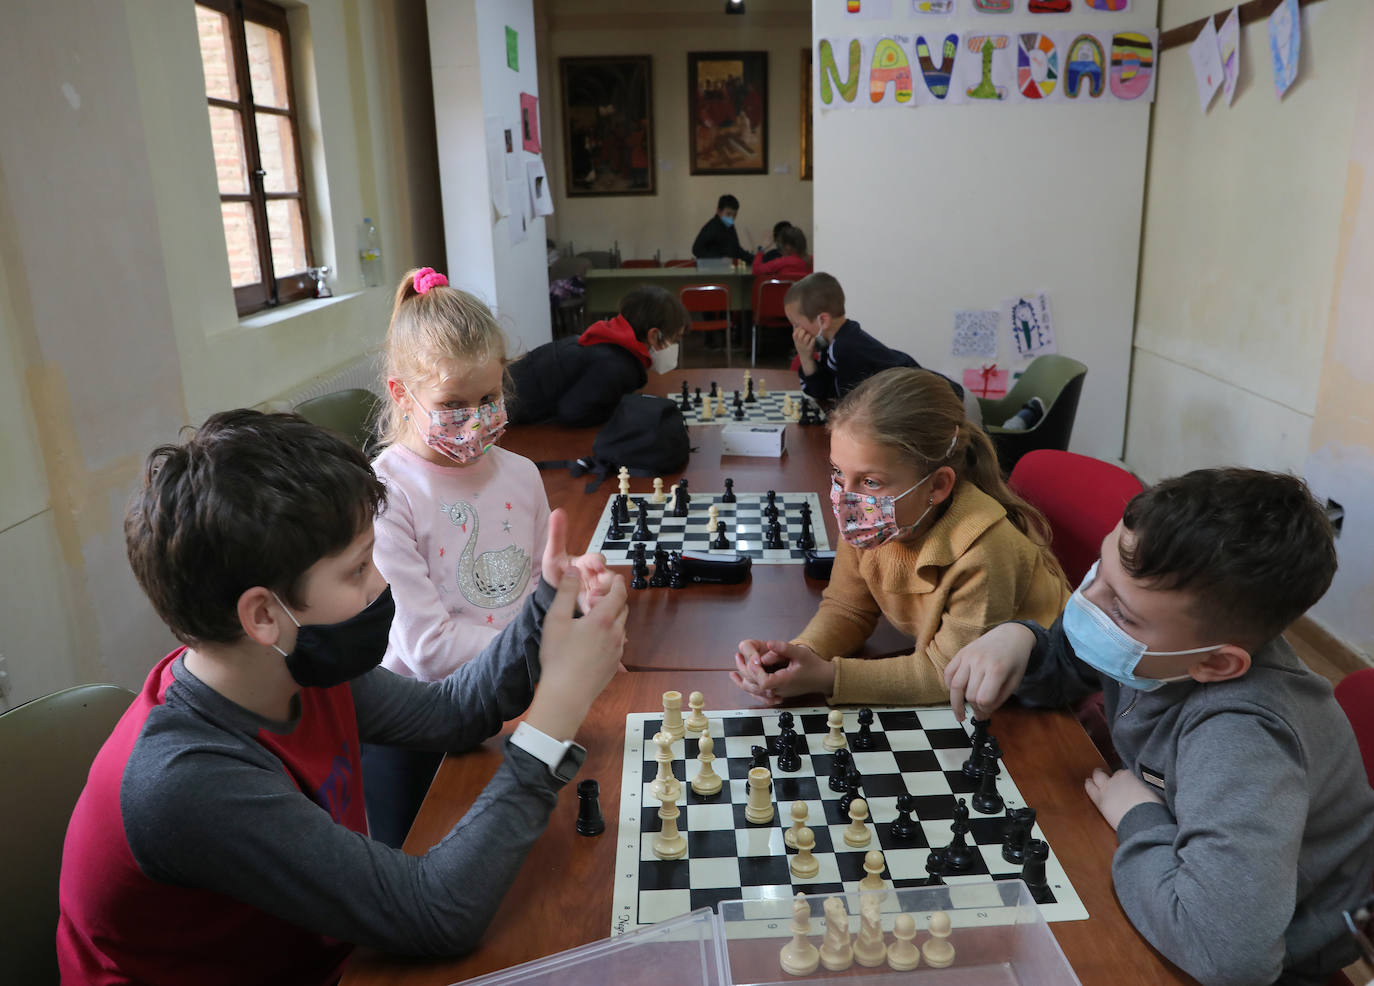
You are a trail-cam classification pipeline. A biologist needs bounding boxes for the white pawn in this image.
[784,799,808,849]
[691,731,723,796]
[707,504,719,533]
[782,394,795,419]
[685,690,709,733]
[779,894,820,976]
[700,395,713,421]
[819,896,854,971]
[669,483,680,513]
[844,798,872,848]
[823,708,847,751]
[652,793,687,860]
[758,377,767,398]
[716,393,728,417]
[662,690,685,740]
[618,466,630,497]
[745,766,774,824]
[887,913,920,971]
[790,826,820,880]
[853,896,887,967]
[652,477,665,503]
[858,849,886,894]
[921,910,955,968]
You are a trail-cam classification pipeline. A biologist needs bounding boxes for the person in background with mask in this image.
[730,367,1068,706]
[507,284,687,429]
[943,469,1374,986]
[691,192,753,263]
[58,409,628,984]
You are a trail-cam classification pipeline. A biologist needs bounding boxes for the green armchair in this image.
[976,355,1088,475]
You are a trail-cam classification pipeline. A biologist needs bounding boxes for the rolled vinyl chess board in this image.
[673,388,825,426]
[590,491,829,566]
[611,706,1088,936]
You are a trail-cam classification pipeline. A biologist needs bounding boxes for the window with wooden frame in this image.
[196,0,315,315]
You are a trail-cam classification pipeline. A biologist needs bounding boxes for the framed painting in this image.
[560,56,655,197]
[688,51,768,175]
[801,48,812,181]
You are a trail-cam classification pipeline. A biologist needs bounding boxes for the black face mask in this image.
[271,585,395,688]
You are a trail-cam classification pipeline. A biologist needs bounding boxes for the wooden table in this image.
[584,265,755,316]
[500,368,911,671]
[340,672,1196,986]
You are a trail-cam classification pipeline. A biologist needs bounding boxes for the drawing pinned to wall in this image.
[818,38,864,108]
[527,159,554,217]
[1063,34,1105,98]
[519,93,540,152]
[1218,8,1241,107]
[870,37,915,104]
[505,26,519,71]
[952,310,1000,358]
[507,178,530,246]
[1029,0,1071,11]
[484,116,510,218]
[913,0,955,12]
[1269,0,1301,100]
[1188,18,1223,112]
[963,364,1010,400]
[915,33,960,103]
[970,0,1013,12]
[1084,0,1128,9]
[1110,30,1156,102]
[844,0,893,17]
[1016,33,1059,100]
[1004,293,1056,359]
[962,34,1012,101]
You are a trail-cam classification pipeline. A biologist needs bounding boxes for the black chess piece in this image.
[710,381,719,398]
[711,521,730,549]
[925,850,947,885]
[734,402,745,421]
[722,477,736,503]
[693,386,703,407]
[680,380,691,407]
[614,493,631,525]
[1002,806,1037,865]
[764,519,784,550]
[733,389,743,409]
[672,478,691,517]
[828,748,853,793]
[630,543,649,590]
[751,744,769,769]
[606,514,625,541]
[794,511,815,550]
[1021,838,1053,904]
[838,764,863,815]
[649,545,669,588]
[576,779,605,836]
[745,377,756,403]
[765,489,778,515]
[942,798,975,873]
[776,731,801,773]
[972,737,1005,814]
[962,717,991,779]
[852,708,875,751]
[798,399,813,425]
[777,710,795,735]
[668,550,687,589]
[889,793,919,843]
[632,498,653,541]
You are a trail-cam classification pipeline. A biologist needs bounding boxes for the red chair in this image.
[679,285,732,367]
[1336,668,1374,789]
[664,259,696,269]
[621,258,661,269]
[752,278,796,367]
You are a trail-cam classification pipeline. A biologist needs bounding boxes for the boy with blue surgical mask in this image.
[945,468,1374,986]
[691,193,753,263]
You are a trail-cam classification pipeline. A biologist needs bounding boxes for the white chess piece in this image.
[662,691,685,740]
[779,894,820,976]
[782,394,795,419]
[652,793,687,860]
[707,504,719,533]
[921,910,955,968]
[700,395,712,421]
[790,825,820,879]
[823,709,847,751]
[716,393,728,417]
[669,483,680,513]
[690,732,723,796]
[858,849,886,894]
[652,478,665,503]
[887,913,920,971]
[745,766,774,824]
[853,896,887,967]
[618,466,630,497]
[784,799,807,849]
[743,369,752,396]
[819,896,853,971]
[758,377,767,398]
[649,731,678,801]
[684,691,708,733]
[844,798,872,848]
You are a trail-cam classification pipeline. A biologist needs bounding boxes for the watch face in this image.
[554,742,587,783]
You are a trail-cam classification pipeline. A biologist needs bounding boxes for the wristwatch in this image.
[511,721,587,783]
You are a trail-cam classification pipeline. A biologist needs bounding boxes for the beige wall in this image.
[537,0,813,262]
[0,0,442,709]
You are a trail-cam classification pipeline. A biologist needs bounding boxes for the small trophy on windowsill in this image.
[307,265,333,299]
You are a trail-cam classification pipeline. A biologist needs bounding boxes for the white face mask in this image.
[650,341,679,374]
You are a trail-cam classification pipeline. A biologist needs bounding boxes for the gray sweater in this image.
[1017,617,1374,986]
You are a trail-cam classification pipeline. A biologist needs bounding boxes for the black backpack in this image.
[537,394,691,491]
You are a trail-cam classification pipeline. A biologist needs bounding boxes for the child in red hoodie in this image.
[508,286,688,427]
[752,225,813,282]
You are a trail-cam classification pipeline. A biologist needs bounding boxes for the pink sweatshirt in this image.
[372,442,550,680]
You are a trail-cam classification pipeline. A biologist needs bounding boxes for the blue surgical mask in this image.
[720,214,735,227]
[1062,562,1222,692]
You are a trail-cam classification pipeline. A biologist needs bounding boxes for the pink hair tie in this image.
[413,267,449,294]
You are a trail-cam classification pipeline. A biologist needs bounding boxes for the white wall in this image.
[810,2,1158,463]
[539,0,813,262]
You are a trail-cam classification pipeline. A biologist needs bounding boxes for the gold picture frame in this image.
[801,48,813,181]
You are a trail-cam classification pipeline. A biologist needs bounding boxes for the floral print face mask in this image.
[829,473,934,550]
[408,389,507,464]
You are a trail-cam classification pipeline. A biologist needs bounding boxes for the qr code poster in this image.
[952,309,999,358]
[1003,293,1056,359]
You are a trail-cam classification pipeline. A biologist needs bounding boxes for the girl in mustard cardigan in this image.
[731,367,1069,707]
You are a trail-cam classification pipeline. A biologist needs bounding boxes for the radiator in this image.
[262,351,385,412]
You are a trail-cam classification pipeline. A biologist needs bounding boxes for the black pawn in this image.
[711,521,730,549]
[576,779,605,837]
[942,802,975,873]
[777,710,795,735]
[649,545,669,588]
[632,499,653,542]
[680,380,691,407]
[733,389,743,409]
[1021,838,1052,904]
[734,402,745,421]
[745,377,756,403]
[693,386,703,407]
[925,850,947,885]
[722,478,736,503]
[838,764,863,815]
[972,737,1004,814]
[889,793,919,844]
[776,732,801,773]
[962,717,991,779]
[710,380,719,398]
[606,514,625,541]
[1002,806,1037,865]
[764,519,784,550]
[630,543,649,590]
[828,748,853,793]
[852,708,875,751]
[668,551,687,589]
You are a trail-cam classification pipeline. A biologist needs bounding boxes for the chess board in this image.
[589,491,829,566]
[671,388,826,426]
[611,706,1088,937]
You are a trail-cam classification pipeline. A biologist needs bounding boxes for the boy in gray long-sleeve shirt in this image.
[946,468,1374,986]
[58,410,628,985]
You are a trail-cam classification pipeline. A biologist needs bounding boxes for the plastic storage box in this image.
[721,422,786,457]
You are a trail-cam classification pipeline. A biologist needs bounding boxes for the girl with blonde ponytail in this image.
[731,367,1069,707]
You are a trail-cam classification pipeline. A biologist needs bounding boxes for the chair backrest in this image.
[664,259,697,268]
[679,285,731,332]
[549,254,592,281]
[1009,450,1144,586]
[979,355,1088,473]
[621,259,661,269]
[0,683,136,985]
[754,278,794,326]
[293,388,384,455]
[576,250,617,269]
[1336,668,1374,789]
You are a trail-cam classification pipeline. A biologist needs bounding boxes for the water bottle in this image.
[358,217,382,288]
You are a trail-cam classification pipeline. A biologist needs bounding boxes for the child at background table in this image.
[731,367,1068,706]
[944,468,1374,986]
[508,284,687,427]
[760,220,792,262]
[365,267,551,846]
[751,224,812,282]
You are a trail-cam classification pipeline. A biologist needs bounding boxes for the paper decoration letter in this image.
[1110,30,1156,101]
[1269,0,1301,99]
[953,310,1000,358]
[1004,293,1056,359]
[965,35,1011,101]
[914,0,955,12]
[963,365,1010,400]
[870,38,915,104]
[519,93,540,152]
[1218,7,1240,106]
[1029,0,1072,11]
[1085,0,1128,9]
[916,34,959,99]
[1064,34,1105,98]
[819,38,863,107]
[1017,33,1059,99]
[971,0,1013,11]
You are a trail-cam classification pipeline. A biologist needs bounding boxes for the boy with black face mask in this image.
[58,409,628,985]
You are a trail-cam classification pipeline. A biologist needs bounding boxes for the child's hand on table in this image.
[730,639,834,705]
[1084,767,1163,830]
